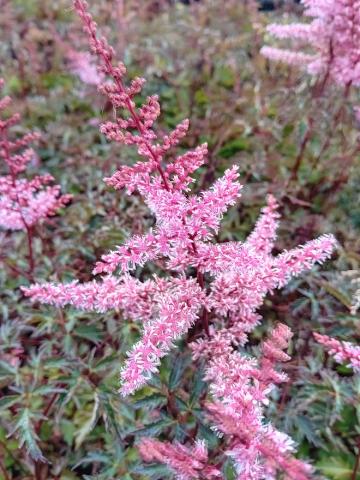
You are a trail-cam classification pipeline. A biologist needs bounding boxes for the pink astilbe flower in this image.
[261,0,360,87]
[22,0,336,398]
[314,333,360,372]
[66,50,104,86]
[0,79,71,232]
[246,194,280,256]
[121,277,204,395]
[138,438,222,480]
[205,324,313,480]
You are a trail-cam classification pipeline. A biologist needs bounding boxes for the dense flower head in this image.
[22,1,337,396]
[24,188,337,394]
[0,80,71,231]
[138,438,222,480]
[66,50,104,86]
[0,175,71,231]
[314,333,360,372]
[261,0,360,87]
[120,277,204,395]
[204,324,313,480]
[22,2,338,477]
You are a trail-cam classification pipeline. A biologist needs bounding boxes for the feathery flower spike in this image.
[23,0,336,405]
[0,79,71,232]
[314,333,360,372]
[261,0,360,87]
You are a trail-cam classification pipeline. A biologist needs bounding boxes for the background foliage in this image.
[0,0,359,478]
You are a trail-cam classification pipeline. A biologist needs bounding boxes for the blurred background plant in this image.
[0,0,359,479]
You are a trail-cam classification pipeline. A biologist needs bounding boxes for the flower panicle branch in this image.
[314,333,360,372]
[0,79,71,274]
[261,0,360,87]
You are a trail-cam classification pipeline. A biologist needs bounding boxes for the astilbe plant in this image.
[22,1,337,477]
[261,0,360,87]
[315,333,360,372]
[0,79,71,276]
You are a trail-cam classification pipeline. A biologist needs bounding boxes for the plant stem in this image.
[286,119,313,187]
[196,269,210,336]
[352,440,360,480]
[25,225,35,276]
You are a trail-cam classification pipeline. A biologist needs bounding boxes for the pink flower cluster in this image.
[140,325,312,479]
[22,1,338,476]
[314,333,360,372]
[0,79,71,231]
[22,0,338,395]
[261,0,360,87]
[66,50,104,86]
[138,438,222,480]
[203,324,313,480]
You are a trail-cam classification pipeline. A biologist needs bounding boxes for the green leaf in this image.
[12,408,46,462]
[33,385,66,396]
[133,393,167,410]
[73,451,110,469]
[131,463,171,478]
[74,325,103,343]
[297,415,320,445]
[317,454,359,480]
[60,419,76,446]
[75,392,100,449]
[130,417,175,437]
[93,354,119,371]
[223,458,236,480]
[168,355,189,390]
[0,395,19,411]
[218,138,251,159]
[321,282,352,309]
[190,366,207,405]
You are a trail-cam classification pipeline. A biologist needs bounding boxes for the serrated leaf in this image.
[133,393,167,409]
[190,366,207,405]
[168,355,188,390]
[0,395,19,411]
[11,408,46,462]
[33,385,67,395]
[297,415,320,446]
[73,451,110,469]
[130,417,175,437]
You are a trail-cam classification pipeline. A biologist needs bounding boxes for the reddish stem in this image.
[25,224,35,276]
[286,119,313,187]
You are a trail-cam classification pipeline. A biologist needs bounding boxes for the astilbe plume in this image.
[66,49,104,86]
[138,438,222,480]
[314,333,360,372]
[0,80,71,232]
[22,1,337,476]
[201,324,313,480]
[261,0,360,87]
